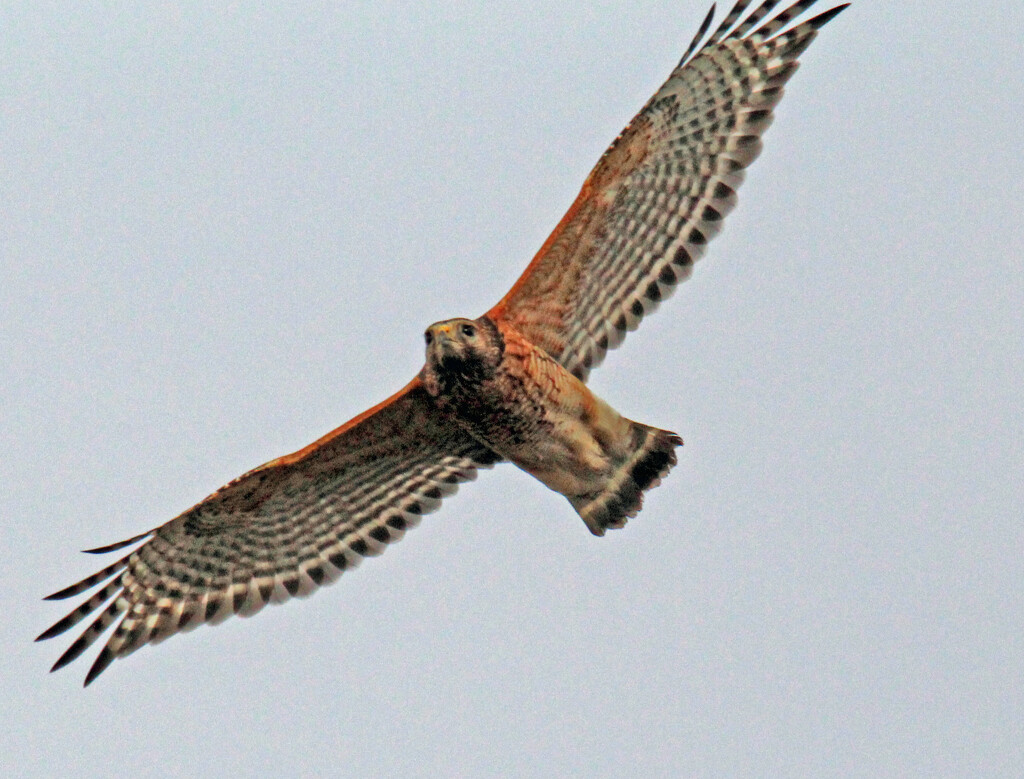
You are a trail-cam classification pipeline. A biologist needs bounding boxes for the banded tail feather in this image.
[571,424,683,536]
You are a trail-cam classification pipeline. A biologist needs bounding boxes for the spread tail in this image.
[570,424,682,536]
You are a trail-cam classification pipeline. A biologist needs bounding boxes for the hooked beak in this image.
[427,324,462,364]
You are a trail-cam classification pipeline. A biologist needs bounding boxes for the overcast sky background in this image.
[3,2,1022,776]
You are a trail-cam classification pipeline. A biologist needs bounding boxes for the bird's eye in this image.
[461,323,476,338]
[424,331,433,345]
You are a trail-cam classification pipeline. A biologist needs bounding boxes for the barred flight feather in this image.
[38,383,498,685]
[488,0,849,381]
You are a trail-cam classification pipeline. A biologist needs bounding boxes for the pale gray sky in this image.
[4,2,1023,776]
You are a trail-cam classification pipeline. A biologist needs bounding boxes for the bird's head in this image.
[421,316,503,396]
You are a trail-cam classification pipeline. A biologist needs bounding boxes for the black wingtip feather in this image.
[83,646,116,687]
[44,583,85,602]
[807,3,849,30]
[44,575,106,601]
[49,635,91,673]
[42,555,129,600]
[37,612,81,642]
[678,3,717,67]
[82,530,153,554]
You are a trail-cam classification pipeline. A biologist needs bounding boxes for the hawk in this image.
[39,0,850,685]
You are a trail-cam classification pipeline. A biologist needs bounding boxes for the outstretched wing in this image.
[487,0,848,380]
[38,379,499,686]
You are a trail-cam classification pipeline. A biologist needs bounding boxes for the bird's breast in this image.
[437,326,632,498]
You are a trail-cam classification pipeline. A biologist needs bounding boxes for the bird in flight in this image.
[39,0,850,685]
